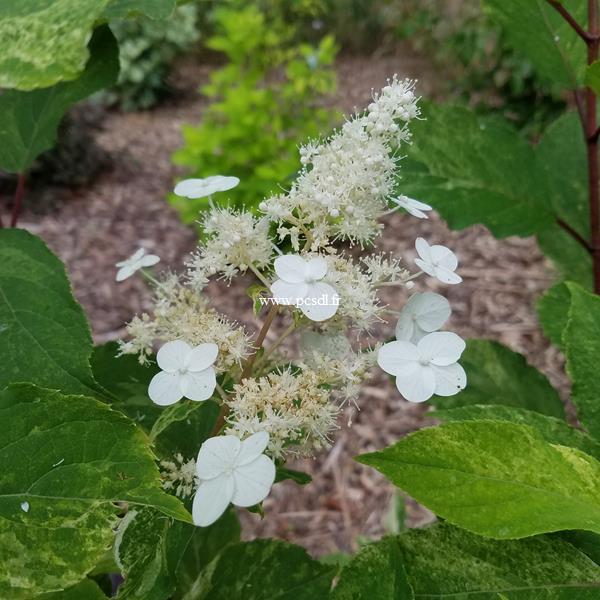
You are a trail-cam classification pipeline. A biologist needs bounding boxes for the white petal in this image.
[430,245,458,271]
[156,340,192,372]
[415,237,431,262]
[377,340,418,376]
[434,266,463,285]
[394,314,415,342]
[232,455,276,507]
[414,257,437,279]
[180,367,216,401]
[305,257,328,280]
[186,343,219,372]
[173,176,239,199]
[418,332,465,366]
[300,282,340,321]
[196,435,241,480]
[116,265,136,282]
[405,197,432,211]
[274,254,308,283]
[130,248,146,262]
[432,363,467,396]
[139,254,160,268]
[411,292,451,332]
[395,366,436,402]
[270,279,308,305]
[192,473,234,527]
[237,431,270,466]
[148,371,182,406]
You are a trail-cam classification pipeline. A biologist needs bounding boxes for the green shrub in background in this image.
[393,0,566,134]
[171,2,338,221]
[103,4,201,111]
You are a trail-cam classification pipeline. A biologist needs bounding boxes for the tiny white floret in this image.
[395,292,451,343]
[193,431,276,527]
[393,195,432,219]
[20,501,29,513]
[174,176,240,199]
[414,238,462,284]
[115,248,160,282]
[270,254,340,322]
[148,340,218,406]
[378,331,466,403]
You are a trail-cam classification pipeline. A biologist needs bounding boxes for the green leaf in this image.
[332,537,413,599]
[484,0,586,89]
[91,342,162,428]
[151,400,220,458]
[432,339,564,418]
[537,281,573,349]
[0,25,119,173]
[586,60,600,96]
[357,420,600,539]
[38,579,108,599]
[275,467,312,485]
[561,531,600,566]
[399,522,600,598]
[563,282,600,438]
[103,0,176,20]
[0,229,109,399]
[115,507,240,600]
[0,1,112,90]
[432,404,600,460]
[183,539,335,599]
[0,384,190,598]
[401,104,554,238]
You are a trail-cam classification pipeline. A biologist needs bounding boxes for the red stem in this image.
[547,0,595,41]
[587,1,600,292]
[10,173,26,228]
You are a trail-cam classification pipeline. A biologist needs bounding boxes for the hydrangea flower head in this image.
[270,254,340,322]
[115,248,160,282]
[414,238,462,284]
[148,340,218,405]
[193,431,276,526]
[395,292,451,343]
[378,331,466,402]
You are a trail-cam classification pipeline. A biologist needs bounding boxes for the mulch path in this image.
[5,47,566,555]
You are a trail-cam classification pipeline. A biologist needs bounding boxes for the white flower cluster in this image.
[115,76,469,528]
[260,76,420,249]
[186,206,272,288]
[119,276,249,370]
[224,369,339,459]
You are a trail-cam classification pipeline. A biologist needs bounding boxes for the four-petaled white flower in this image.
[377,331,466,403]
[174,176,240,199]
[149,340,218,406]
[414,237,462,284]
[395,292,451,344]
[393,195,432,219]
[115,248,160,282]
[270,254,340,322]
[193,431,276,527]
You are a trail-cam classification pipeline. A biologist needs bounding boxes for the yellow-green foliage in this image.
[171,3,338,221]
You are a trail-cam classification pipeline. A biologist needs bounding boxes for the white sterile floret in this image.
[414,237,462,284]
[271,254,340,322]
[395,292,451,344]
[378,331,466,403]
[392,195,432,219]
[115,248,160,282]
[173,175,240,199]
[148,340,218,405]
[193,431,276,527]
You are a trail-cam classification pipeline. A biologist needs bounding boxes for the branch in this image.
[546,0,594,42]
[556,218,592,253]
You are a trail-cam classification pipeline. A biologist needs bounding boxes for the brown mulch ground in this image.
[7,47,567,555]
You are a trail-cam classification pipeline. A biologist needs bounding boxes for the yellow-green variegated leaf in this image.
[357,421,600,539]
[0,384,190,598]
